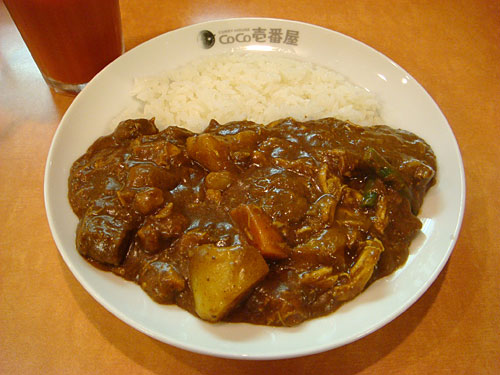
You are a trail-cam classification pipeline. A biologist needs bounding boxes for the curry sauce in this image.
[68,117,436,326]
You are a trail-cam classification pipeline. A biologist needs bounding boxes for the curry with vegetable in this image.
[68,117,436,326]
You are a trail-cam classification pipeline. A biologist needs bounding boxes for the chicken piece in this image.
[132,187,164,215]
[189,244,269,322]
[204,171,235,191]
[112,118,158,141]
[137,203,189,253]
[291,226,347,271]
[301,194,338,233]
[318,163,343,197]
[149,210,187,241]
[127,163,180,191]
[271,157,318,177]
[335,187,372,231]
[233,167,311,225]
[360,178,389,234]
[333,238,384,301]
[299,266,340,289]
[205,188,222,204]
[228,130,261,152]
[362,146,419,214]
[373,193,389,234]
[230,204,290,259]
[322,148,358,176]
[131,140,182,167]
[237,269,309,326]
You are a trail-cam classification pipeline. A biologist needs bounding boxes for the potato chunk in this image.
[189,244,269,322]
[186,134,233,172]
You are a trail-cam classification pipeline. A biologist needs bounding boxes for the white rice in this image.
[121,52,382,133]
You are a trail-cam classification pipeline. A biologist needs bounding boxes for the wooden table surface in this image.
[1,0,499,373]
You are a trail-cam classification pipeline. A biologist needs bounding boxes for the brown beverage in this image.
[4,0,123,93]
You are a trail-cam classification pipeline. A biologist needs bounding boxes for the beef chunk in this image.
[76,214,133,266]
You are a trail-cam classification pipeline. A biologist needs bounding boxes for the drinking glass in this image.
[4,0,124,94]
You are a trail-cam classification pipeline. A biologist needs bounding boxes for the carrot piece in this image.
[230,204,289,260]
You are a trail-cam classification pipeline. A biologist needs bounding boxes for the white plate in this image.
[44,18,465,360]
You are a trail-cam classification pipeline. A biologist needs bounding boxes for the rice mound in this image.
[126,52,382,133]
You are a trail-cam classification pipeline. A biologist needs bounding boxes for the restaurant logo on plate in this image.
[198,27,300,49]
